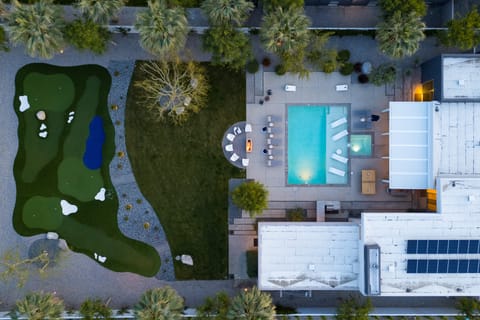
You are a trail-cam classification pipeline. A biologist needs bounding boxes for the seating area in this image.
[264,115,282,167]
[222,121,252,168]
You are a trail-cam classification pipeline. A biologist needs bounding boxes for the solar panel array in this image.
[406,240,480,254]
[407,259,480,273]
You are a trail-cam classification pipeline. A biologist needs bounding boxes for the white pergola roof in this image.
[388,102,435,189]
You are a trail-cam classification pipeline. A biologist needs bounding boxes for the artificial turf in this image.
[125,62,245,279]
[13,63,160,277]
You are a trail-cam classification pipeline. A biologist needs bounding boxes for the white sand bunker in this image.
[19,95,30,112]
[40,123,46,130]
[39,131,48,138]
[60,199,78,216]
[94,187,106,201]
[94,253,107,263]
[67,111,75,124]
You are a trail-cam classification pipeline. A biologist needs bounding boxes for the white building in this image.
[258,55,480,296]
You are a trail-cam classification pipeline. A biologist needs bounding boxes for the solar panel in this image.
[407,260,417,273]
[427,240,438,254]
[469,240,479,254]
[438,260,448,273]
[459,260,469,273]
[417,240,428,254]
[407,240,417,254]
[448,240,459,254]
[448,260,458,273]
[417,260,428,273]
[459,240,469,254]
[427,259,438,273]
[438,240,448,253]
[469,260,479,273]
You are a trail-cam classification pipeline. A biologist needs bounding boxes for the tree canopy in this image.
[75,0,126,25]
[135,0,188,58]
[201,0,253,27]
[203,25,252,70]
[134,286,184,320]
[226,287,275,320]
[8,0,65,59]
[440,6,480,50]
[376,11,425,59]
[336,296,372,320]
[378,0,426,18]
[64,19,110,54]
[232,181,268,217]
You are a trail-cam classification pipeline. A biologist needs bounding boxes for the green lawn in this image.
[125,62,245,279]
[13,63,160,277]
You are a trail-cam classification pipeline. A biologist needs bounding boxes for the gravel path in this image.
[107,60,175,281]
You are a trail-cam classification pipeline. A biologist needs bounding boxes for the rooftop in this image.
[442,56,480,100]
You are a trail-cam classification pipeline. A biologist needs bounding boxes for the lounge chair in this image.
[230,153,239,161]
[332,130,348,141]
[245,123,252,132]
[234,126,242,135]
[267,160,272,167]
[330,117,347,128]
[226,133,235,142]
[336,84,348,91]
[329,167,346,177]
[331,153,348,164]
[225,144,233,152]
[267,115,272,122]
[242,158,249,166]
[285,84,297,92]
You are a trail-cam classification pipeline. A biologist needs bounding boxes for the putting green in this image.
[57,157,104,202]
[13,64,161,277]
[22,196,64,230]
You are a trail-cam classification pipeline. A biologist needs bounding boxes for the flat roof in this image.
[436,102,480,175]
[443,56,480,100]
[258,222,360,291]
[362,177,480,296]
[388,102,435,189]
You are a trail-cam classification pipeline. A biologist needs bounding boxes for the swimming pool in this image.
[288,105,349,185]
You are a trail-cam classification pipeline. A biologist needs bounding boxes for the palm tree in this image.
[227,287,275,320]
[260,6,311,56]
[376,11,425,59]
[135,0,188,58]
[201,0,254,27]
[16,291,64,320]
[75,0,126,25]
[8,0,65,59]
[134,286,184,320]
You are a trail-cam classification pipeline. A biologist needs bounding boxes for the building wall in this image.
[421,56,442,101]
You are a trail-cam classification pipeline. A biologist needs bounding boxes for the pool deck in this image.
[246,71,415,206]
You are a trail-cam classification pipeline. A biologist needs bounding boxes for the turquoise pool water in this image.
[350,134,372,157]
[288,105,349,185]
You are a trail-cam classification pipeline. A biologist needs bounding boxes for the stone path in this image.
[107,60,175,281]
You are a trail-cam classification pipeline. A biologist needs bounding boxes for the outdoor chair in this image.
[234,126,242,135]
[329,167,346,177]
[230,153,239,161]
[331,153,348,164]
[330,117,347,128]
[245,123,252,132]
[225,144,233,152]
[242,158,249,166]
[332,130,348,141]
[226,133,235,142]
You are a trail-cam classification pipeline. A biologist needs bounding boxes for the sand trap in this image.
[39,131,48,138]
[19,95,30,112]
[46,232,59,240]
[94,187,106,201]
[60,199,78,215]
[67,115,74,124]
[94,252,107,263]
[40,123,47,131]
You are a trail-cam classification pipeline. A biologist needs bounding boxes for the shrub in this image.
[0,26,9,52]
[353,62,362,73]
[231,180,268,217]
[64,19,110,54]
[358,74,369,83]
[80,298,112,320]
[275,64,287,75]
[339,62,354,76]
[262,57,271,67]
[322,61,337,73]
[370,63,396,86]
[287,207,306,221]
[275,304,297,314]
[246,59,259,73]
[337,49,350,62]
[246,250,258,277]
[378,0,426,18]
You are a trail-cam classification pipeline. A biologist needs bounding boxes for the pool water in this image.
[288,105,349,185]
[350,134,372,157]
